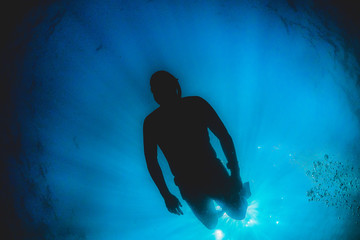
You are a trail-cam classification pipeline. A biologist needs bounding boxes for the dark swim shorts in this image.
[176,159,236,201]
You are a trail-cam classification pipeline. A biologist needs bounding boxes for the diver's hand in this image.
[164,194,183,215]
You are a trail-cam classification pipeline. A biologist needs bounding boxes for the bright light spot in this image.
[289,154,292,156]
[215,205,222,211]
[245,218,257,227]
[281,197,284,200]
[214,229,224,240]
[257,146,262,149]
[270,215,272,218]
[276,221,279,224]
[238,200,259,227]
[218,200,259,229]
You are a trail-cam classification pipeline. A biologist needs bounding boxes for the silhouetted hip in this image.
[175,159,234,200]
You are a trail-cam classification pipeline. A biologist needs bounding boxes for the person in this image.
[143,71,250,229]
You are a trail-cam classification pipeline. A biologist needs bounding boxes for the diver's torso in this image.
[149,96,218,182]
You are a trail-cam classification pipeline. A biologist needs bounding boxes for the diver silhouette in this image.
[143,71,251,229]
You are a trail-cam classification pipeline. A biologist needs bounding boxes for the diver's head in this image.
[150,71,182,106]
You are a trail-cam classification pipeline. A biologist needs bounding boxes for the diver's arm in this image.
[143,119,171,199]
[214,128,240,177]
[145,156,172,199]
[220,133,240,177]
[143,118,183,215]
[201,98,240,177]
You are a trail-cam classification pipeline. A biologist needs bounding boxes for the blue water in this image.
[12,0,360,239]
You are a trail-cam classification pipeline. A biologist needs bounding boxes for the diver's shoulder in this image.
[182,96,210,107]
[182,96,207,104]
[144,108,161,125]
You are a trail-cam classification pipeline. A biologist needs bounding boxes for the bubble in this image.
[305,154,360,216]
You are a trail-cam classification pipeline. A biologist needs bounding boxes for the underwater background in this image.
[1,0,360,239]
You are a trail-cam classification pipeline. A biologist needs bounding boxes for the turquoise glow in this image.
[12,0,360,239]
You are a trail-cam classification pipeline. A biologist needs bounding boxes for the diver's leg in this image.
[211,165,250,220]
[220,194,248,220]
[185,196,219,230]
[215,180,251,220]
